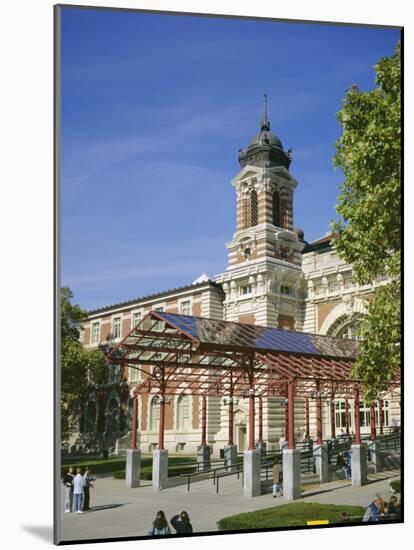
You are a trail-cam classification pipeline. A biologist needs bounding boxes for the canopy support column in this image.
[287,380,295,449]
[379,399,384,435]
[258,395,263,444]
[317,392,323,445]
[131,395,138,450]
[201,394,207,446]
[354,388,361,445]
[228,396,234,446]
[345,399,350,436]
[305,397,310,440]
[158,395,165,450]
[370,401,377,441]
[330,399,336,439]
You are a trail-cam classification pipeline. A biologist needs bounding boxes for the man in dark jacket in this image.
[170,511,193,534]
[82,467,94,512]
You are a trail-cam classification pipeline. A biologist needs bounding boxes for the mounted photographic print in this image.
[54,3,403,545]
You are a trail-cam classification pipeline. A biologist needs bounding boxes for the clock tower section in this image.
[216,97,305,329]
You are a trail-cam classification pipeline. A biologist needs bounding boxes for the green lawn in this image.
[217,503,366,530]
[60,454,196,478]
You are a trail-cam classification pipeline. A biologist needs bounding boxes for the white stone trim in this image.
[319,297,368,335]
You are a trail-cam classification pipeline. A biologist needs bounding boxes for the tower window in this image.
[239,285,252,296]
[280,285,292,296]
[272,191,281,227]
[250,189,258,227]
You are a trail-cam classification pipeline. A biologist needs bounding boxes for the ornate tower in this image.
[216,96,305,329]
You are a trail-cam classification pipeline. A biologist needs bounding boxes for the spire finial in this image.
[261,93,270,131]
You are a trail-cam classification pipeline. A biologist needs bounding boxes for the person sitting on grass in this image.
[148,511,171,536]
[362,494,383,522]
[170,511,193,534]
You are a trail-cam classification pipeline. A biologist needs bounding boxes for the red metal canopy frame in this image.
[106,311,400,451]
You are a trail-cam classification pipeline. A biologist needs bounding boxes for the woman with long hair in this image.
[170,510,193,534]
[148,510,171,536]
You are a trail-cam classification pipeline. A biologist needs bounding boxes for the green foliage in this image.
[217,503,365,530]
[332,42,401,398]
[61,287,107,432]
[390,479,401,493]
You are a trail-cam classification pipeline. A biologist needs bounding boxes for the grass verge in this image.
[217,502,365,530]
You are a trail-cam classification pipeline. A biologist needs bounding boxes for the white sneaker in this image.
[65,510,70,513]
[78,511,84,514]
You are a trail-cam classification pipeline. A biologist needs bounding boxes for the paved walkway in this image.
[59,469,400,542]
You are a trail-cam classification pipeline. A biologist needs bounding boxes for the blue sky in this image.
[60,7,400,310]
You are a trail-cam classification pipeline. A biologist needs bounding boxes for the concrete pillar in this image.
[197,445,211,471]
[152,449,168,490]
[283,448,301,500]
[243,449,261,497]
[126,449,141,488]
[314,442,329,483]
[351,443,367,486]
[368,440,382,473]
[224,444,238,471]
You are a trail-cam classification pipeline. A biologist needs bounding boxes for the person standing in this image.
[73,468,85,514]
[82,467,94,512]
[362,494,383,522]
[62,466,74,513]
[272,461,283,497]
[147,511,171,536]
[170,511,193,534]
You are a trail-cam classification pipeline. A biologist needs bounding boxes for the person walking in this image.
[272,461,283,497]
[73,468,85,514]
[170,511,193,534]
[62,466,74,513]
[362,494,383,522]
[147,511,171,536]
[82,467,94,512]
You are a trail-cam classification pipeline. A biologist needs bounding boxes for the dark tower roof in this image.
[238,94,291,170]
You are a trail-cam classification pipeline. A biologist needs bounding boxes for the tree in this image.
[332,42,401,399]
[60,287,107,432]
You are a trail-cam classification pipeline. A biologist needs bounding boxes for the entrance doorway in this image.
[237,426,247,451]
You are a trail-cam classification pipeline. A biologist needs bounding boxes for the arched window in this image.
[177,395,191,430]
[107,398,119,432]
[150,396,160,431]
[250,189,258,227]
[272,191,281,227]
[84,401,96,432]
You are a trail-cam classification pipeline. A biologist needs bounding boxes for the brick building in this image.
[65,103,400,455]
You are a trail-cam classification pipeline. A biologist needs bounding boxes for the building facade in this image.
[65,106,400,455]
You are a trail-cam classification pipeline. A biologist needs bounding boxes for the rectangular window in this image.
[153,307,164,331]
[280,285,292,295]
[239,285,252,296]
[180,300,191,315]
[129,366,140,382]
[329,282,340,292]
[132,311,142,327]
[91,322,100,344]
[112,317,121,339]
